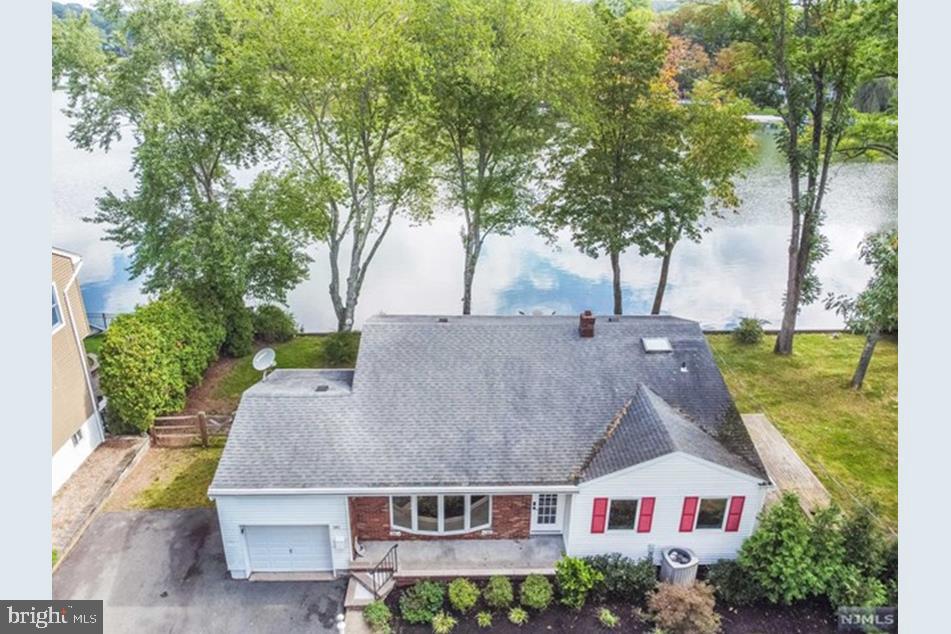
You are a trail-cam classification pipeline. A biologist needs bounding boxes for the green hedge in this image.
[99,291,225,433]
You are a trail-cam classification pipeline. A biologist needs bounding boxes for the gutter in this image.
[208,484,580,498]
[61,260,105,441]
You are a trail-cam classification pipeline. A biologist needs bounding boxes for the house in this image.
[52,247,105,494]
[209,313,772,580]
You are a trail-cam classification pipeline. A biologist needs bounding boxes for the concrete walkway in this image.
[52,436,148,557]
[742,413,831,514]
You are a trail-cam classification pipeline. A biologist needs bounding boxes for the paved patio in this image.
[52,436,147,555]
[356,535,565,577]
[742,413,832,514]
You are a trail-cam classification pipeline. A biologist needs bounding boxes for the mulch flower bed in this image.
[383,587,838,633]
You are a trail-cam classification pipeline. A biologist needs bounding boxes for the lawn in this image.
[83,333,105,355]
[108,437,226,510]
[707,333,897,530]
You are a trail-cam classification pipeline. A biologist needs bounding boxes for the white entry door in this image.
[530,494,564,533]
[244,525,333,572]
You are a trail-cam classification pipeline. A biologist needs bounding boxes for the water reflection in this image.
[52,89,897,330]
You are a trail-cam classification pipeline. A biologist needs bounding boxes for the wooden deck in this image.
[742,413,831,514]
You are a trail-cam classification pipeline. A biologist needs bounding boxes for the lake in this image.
[52,93,897,331]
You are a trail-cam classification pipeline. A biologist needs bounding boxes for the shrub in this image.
[736,494,819,604]
[322,331,360,366]
[475,611,493,628]
[598,607,620,629]
[222,302,254,357]
[648,582,721,634]
[362,601,392,634]
[706,560,762,606]
[448,578,480,614]
[400,581,445,625]
[99,291,225,433]
[252,304,297,343]
[431,611,457,634]
[483,576,514,609]
[556,556,603,610]
[585,553,657,604]
[519,574,553,611]
[507,606,529,626]
[826,564,889,609]
[732,317,766,345]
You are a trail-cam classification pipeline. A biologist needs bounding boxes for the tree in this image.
[640,79,754,315]
[226,0,432,332]
[539,3,669,315]
[825,228,897,389]
[739,0,868,355]
[541,3,752,316]
[53,0,324,353]
[412,0,596,314]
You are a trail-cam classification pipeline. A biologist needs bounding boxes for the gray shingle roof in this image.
[210,314,768,492]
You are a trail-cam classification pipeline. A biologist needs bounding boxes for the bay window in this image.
[389,495,492,534]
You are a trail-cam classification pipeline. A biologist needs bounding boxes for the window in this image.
[695,498,728,529]
[70,428,83,447]
[607,499,638,531]
[392,496,412,530]
[52,284,63,331]
[389,495,492,535]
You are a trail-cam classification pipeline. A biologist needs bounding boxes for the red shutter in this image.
[725,496,745,532]
[637,497,655,533]
[591,497,608,533]
[679,496,699,532]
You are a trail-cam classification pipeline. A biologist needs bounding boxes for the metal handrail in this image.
[369,544,398,598]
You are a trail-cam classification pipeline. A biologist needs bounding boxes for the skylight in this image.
[641,337,673,353]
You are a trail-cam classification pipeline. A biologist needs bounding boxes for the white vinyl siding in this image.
[214,494,351,578]
[564,453,768,564]
[51,410,105,494]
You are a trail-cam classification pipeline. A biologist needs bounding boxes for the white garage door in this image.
[244,525,333,572]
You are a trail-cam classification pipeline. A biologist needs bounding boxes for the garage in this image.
[244,525,333,573]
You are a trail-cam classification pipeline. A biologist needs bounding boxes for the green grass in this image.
[83,333,105,355]
[707,333,897,530]
[131,437,226,509]
[213,333,358,403]
[52,549,58,568]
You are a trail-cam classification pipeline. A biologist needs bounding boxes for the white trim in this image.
[605,497,640,532]
[52,247,83,264]
[388,494,492,536]
[51,282,65,334]
[210,484,578,497]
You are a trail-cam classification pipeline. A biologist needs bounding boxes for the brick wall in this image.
[349,495,532,543]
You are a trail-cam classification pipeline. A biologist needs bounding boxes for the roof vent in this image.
[680,362,688,373]
[315,384,330,392]
[642,337,673,353]
[579,310,596,338]
[437,317,449,323]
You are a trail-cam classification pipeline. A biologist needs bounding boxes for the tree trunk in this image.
[610,250,622,315]
[461,230,480,316]
[651,247,673,315]
[851,332,880,390]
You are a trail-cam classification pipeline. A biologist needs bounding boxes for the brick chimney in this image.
[579,310,595,337]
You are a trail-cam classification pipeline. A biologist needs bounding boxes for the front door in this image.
[530,494,564,533]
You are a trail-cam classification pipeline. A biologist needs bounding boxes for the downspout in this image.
[61,261,105,441]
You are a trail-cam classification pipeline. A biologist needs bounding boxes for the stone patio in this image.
[354,535,565,577]
[52,436,148,557]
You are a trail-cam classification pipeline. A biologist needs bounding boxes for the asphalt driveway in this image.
[53,509,346,633]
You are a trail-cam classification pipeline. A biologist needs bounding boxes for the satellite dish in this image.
[252,347,277,380]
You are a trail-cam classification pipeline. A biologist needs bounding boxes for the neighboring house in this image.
[52,247,104,494]
[209,314,772,580]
